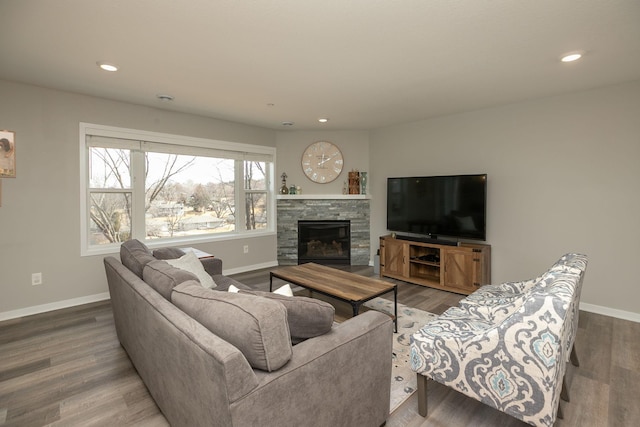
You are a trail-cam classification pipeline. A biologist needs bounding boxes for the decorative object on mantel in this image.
[296,185,302,195]
[301,141,344,183]
[280,172,289,194]
[0,130,16,178]
[360,171,368,195]
[289,185,296,195]
[342,181,348,194]
[348,169,360,194]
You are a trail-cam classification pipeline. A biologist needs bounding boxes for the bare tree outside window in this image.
[89,148,200,244]
[83,128,274,254]
[89,148,132,244]
[145,154,196,211]
[145,153,236,239]
[244,161,267,230]
[89,192,131,244]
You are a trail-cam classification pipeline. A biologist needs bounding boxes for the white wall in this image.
[275,130,370,195]
[3,78,639,320]
[0,80,278,316]
[370,80,640,318]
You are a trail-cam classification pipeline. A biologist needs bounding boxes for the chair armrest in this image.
[412,293,569,384]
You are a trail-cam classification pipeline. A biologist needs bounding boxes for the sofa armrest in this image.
[230,311,393,427]
[104,256,259,427]
[200,257,223,276]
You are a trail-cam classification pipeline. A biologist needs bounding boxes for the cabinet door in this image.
[383,238,408,278]
[444,248,483,292]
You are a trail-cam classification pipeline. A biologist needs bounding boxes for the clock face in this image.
[301,141,344,183]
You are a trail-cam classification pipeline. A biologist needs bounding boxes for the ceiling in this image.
[1,0,639,131]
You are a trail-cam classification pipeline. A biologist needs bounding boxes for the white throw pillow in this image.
[165,251,217,289]
[229,283,292,296]
[273,283,294,297]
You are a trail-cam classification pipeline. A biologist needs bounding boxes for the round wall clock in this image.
[301,141,344,183]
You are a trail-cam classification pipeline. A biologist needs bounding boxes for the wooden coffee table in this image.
[270,263,398,332]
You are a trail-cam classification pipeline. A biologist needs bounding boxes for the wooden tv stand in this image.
[379,235,491,295]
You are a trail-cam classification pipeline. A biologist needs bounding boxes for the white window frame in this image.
[80,122,276,256]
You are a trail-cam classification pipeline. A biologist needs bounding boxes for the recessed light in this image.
[561,52,584,63]
[97,61,118,72]
[318,118,329,123]
[156,94,174,102]
[281,121,295,126]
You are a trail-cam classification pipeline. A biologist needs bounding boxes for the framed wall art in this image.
[0,130,16,178]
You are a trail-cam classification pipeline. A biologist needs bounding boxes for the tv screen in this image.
[387,174,487,241]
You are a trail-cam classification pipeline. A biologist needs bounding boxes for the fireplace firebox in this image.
[298,220,351,265]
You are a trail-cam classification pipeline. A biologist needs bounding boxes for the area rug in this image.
[363,298,438,413]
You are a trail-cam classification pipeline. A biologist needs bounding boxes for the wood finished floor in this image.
[1,265,638,426]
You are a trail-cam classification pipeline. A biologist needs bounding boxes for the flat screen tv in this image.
[387,174,487,242]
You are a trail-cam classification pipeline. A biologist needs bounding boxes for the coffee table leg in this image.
[269,272,273,292]
[394,285,398,333]
[353,298,397,333]
[352,302,360,318]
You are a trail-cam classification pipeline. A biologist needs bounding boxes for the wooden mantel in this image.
[276,194,371,200]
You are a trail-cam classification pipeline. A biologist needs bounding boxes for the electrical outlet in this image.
[243,245,249,254]
[32,273,43,286]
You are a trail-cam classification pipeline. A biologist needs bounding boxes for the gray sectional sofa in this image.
[104,240,393,427]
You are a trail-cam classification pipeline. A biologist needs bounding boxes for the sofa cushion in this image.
[165,251,217,289]
[213,274,251,292]
[143,260,199,300]
[171,282,292,372]
[153,247,186,260]
[239,289,335,344]
[120,239,155,278]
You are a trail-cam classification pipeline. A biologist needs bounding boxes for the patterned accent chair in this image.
[458,254,587,367]
[410,254,587,426]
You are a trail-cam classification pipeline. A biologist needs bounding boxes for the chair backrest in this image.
[462,265,572,324]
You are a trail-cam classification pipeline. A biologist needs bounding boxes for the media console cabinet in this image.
[379,235,491,295]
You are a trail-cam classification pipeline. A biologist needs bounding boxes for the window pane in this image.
[145,153,236,239]
[244,161,266,190]
[89,148,131,189]
[245,192,267,230]
[89,192,131,245]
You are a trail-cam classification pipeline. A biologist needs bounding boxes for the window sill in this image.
[81,230,276,257]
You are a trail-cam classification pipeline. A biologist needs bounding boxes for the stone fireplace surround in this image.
[277,195,370,265]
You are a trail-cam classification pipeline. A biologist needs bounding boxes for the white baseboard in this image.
[0,292,111,322]
[0,262,278,322]
[4,273,637,325]
[580,302,640,323]
[223,260,279,276]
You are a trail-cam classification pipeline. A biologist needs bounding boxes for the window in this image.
[80,123,275,255]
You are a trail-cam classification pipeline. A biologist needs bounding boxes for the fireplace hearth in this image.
[298,220,350,265]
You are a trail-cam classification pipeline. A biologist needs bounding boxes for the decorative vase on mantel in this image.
[280,172,289,194]
[348,170,360,194]
[360,172,368,195]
